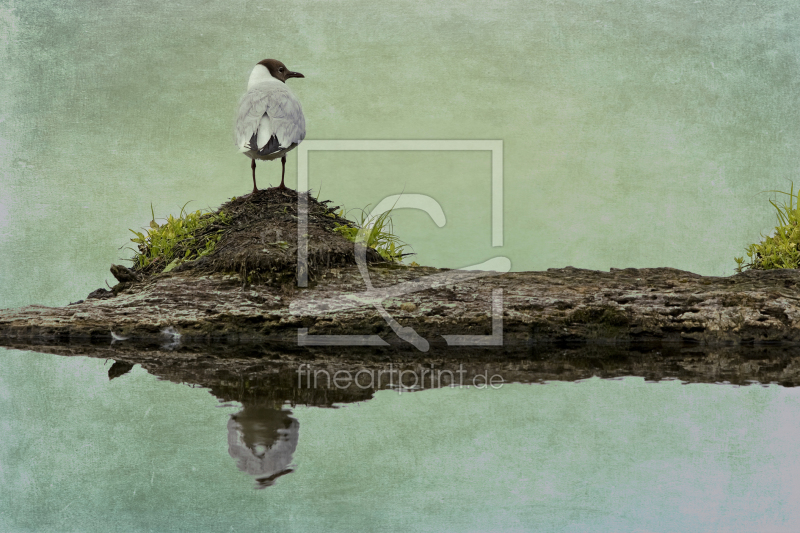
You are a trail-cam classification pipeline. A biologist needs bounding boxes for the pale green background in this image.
[3,2,800,531]
[2,0,800,307]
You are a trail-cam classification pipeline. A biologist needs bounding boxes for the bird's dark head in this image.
[258,59,304,83]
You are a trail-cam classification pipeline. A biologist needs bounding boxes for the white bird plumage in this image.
[234,59,306,192]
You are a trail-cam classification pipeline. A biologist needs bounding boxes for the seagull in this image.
[235,59,306,193]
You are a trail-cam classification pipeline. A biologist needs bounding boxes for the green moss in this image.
[736,184,800,272]
[128,203,231,274]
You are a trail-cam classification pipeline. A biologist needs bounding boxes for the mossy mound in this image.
[128,188,385,284]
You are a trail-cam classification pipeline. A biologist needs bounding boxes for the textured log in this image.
[2,265,800,351]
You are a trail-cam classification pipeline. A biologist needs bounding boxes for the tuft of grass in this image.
[127,202,230,273]
[735,184,800,272]
[332,205,410,263]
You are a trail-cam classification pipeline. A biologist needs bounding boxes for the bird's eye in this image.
[279,67,285,72]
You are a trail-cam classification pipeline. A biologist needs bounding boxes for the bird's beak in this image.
[286,71,304,79]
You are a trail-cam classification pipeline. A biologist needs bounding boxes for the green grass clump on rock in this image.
[332,205,409,263]
[128,203,231,274]
[736,185,800,272]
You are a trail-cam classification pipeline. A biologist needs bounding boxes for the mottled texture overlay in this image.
[2,1,800,531]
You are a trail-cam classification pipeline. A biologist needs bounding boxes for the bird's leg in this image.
[279,155,287,190]
[251,159,258,194]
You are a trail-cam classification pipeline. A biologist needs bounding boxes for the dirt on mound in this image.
[128,187,385,284]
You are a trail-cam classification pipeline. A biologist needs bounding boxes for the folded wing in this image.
[235,84,306,155]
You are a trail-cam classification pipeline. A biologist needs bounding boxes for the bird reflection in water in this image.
[107,360,134,380]
[227,404,299,489]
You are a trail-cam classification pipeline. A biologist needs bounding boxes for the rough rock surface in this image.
[3,264,800,352]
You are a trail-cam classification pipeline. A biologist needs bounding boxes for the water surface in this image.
[2,347,799,532]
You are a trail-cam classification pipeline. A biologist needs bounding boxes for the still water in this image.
[2,347,800,532]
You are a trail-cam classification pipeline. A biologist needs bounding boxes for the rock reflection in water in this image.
[227,405,299,488]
